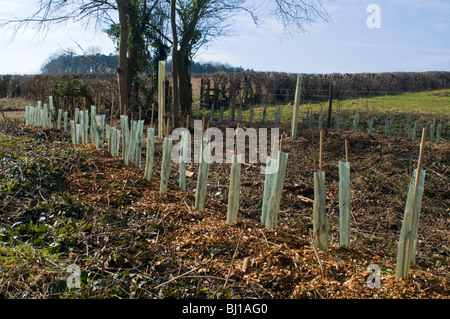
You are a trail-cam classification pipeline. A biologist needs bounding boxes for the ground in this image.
[0,98,448,299]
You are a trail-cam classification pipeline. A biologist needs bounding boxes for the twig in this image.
[223,228,245,290]
[309,229,324,277]
[153,266,200,290]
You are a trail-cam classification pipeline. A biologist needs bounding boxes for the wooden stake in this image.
[235,123,240,155]
[201,117,205,140]
[166,116,170,138]
[345,139,349,163]
[327,83,333,129]
[319,130,324,171]
[280,135,284,153]
[415,128,426,181]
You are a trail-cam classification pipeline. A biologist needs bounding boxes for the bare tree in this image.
[1,0,162,117]
[169,0,330,126]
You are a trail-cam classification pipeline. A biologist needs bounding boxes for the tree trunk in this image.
[127,4,140,115]
[117,0,129,116]
[179,54,192,118]
[170,0,180,127]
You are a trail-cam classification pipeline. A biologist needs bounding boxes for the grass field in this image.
[194,89,450,139]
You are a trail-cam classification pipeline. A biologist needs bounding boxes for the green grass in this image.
[194,89,450,139]
[195,89,450,121]
[0,98,30,111]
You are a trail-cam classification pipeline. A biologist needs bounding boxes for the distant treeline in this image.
[40,52,248,75]
[201,71,450,105]
[41,53,119,74]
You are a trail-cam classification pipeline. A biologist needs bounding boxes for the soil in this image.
[1,117,449,299]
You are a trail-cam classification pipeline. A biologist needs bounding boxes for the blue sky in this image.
[1,0,449,74]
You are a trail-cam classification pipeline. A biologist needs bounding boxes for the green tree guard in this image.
[145,127,155,182]
[83,110,89,145]
[49,96,54,128]
[90,105,96,141]
[436,123,442,144]
[313,170,328,252]
[57,109,62,130]
[429,124,435,142]
[120,116,130,166]
[412,120,417,143]
[179,130,188,192]
[339,161,351,247]
[70,120,76,144]
[64,111,68,132]
[95,115,105,148]
[129,121,137,163]
[160,137,173,195]
[261,157,275,226]
[334,114,340,132]
[395,169,426,280]
[135,120,144,166]
[264,151,288,229]
[106,125,111,153]
[352,113,360,133]
[367,118,374,135]
[79,111,85,143]
[76,124,82,145]
[195,139,211,211]
[226,154,242,224]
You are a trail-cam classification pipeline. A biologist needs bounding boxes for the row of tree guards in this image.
[202,74,445,144]
[25,83,430,280]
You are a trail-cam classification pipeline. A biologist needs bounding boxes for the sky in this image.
[1,0,449,75]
